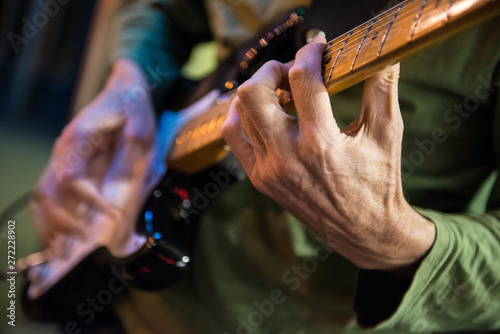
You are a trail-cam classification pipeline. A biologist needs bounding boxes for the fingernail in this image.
[305,29,326,43]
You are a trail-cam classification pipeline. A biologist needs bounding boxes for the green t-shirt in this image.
[109,1,500,333]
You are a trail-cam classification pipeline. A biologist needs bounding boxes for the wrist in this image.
[384,204,436,277]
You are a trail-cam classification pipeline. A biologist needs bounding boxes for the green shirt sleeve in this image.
[355,62,500,332]
[108,0,211,109]
[381,207,500,331]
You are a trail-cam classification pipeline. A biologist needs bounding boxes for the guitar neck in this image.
[167,0,500,175]
[323,0,500,95]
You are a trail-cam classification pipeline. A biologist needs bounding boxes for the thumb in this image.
[359,63,402,143]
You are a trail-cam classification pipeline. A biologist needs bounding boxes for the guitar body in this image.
[21,11,304,323]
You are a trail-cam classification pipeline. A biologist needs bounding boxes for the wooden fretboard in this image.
[322,0,500,94]
[167,0,500,175]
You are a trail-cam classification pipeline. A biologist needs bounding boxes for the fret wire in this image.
[324,10,396,56]
[205,111,220,143]
[214,115,225,140]
[183,133,193,155]
[173,128,190,158]
[323,0,422,55]
[325,0,451,57]
[327,41,378,74]
[325,50,339,82]
[199,110,218,148]
[198,122,207,147]
[170,98,230,160]
[207,117,217,141]
[324,14,393,59]
[197,115,213,148]
[350,18,377,71]
[323,0,432,60]
[322,0,408,51]
[408,0,428,42]
[378,3,404,57]
[174,128,184,145]
[326,31,352,82]
[446,0,455,22]
[322,8,431,72]
[191,123,202,152]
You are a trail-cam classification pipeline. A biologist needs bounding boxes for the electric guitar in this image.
[21,0,500,323]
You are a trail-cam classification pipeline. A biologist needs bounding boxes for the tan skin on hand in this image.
[29,59,156,248]
[221,36,436,277]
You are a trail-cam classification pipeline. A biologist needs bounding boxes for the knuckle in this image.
[298,132,324,158]
[237,80,259,103]
[288,64,312,88]
[262,60,282,73]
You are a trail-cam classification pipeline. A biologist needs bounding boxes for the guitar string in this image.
[377,2,404,57]
[175,104,227,156]
[179,1,422,140]
[322,0,421,55]
[178,0,461,151]
[176,106,211,154]
[322,0,465,64]
[322,0,448,55]
[321,0,461,78]
[322,10,409,60]
[177,2,427,151]
[322,0,464,60]
[408,0,429,42]
[350,17,379,71]
[322,0,450,60]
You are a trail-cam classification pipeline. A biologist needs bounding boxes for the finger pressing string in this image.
[359,63,402,143]
[289,36,340,138]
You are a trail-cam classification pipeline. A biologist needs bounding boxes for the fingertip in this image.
[360,63,403,138]
[385,63,400,82]
[379,63,400,84]
[306,29,326,44]
[364,63,401,98]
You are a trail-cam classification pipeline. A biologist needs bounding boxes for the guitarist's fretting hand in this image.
[221,36,436,277]
[29,59,156,249]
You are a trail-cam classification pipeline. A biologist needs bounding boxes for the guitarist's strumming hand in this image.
[221,36,436,277]
[29,59,156,252]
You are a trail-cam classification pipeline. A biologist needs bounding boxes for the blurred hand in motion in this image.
[29,59,156,249]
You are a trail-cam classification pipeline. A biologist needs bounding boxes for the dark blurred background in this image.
[0,0,97,135]
[0,1,122,332]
